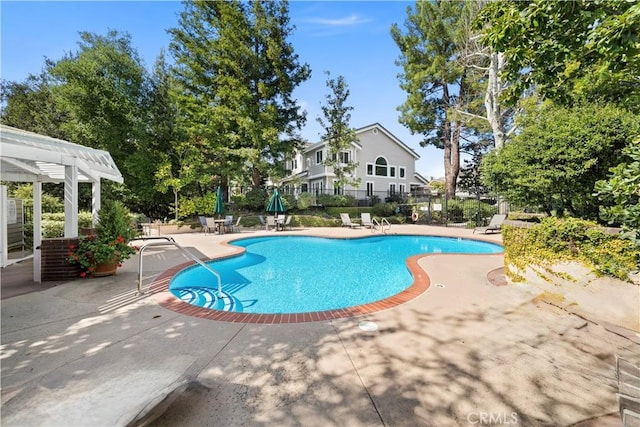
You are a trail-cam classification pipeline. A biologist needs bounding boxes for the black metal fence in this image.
[281,188,510,228]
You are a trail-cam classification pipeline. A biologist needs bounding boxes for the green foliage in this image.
[372,202,398,218]
[392,1,487,196]
[177,193,217,218]
[296,192,314,210]
[595,139,640,238]
[503,217,639,281]
[11,184,64,213]
[0,73,68,138]
[317,72,361,188]
[477,0,640,109]
[316,193,356,208]
[482,102,639,218]
[168,0,311,188]
[291,215,340,228]
[237,188,268,211]
[48,31,148,181]
[68,200,137,277]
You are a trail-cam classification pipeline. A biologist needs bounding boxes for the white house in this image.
[282,123,429,202]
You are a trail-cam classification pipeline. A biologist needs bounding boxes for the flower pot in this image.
[92,257,119,277]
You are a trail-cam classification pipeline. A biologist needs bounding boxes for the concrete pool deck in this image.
[1,225,637,426]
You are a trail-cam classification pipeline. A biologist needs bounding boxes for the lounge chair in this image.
[340,213,360,228]
[361,213,375,229]
[473,214,506,234]
[258,215,266,228]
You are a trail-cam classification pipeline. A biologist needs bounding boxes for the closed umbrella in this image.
[266,188,285,215]
[214,186,225,218]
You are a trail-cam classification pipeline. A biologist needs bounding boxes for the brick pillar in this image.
[40,238,83,281]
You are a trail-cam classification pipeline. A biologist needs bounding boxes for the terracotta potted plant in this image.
[67,201,137,277]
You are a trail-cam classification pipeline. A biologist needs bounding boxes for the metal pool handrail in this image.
[136,239,222,297]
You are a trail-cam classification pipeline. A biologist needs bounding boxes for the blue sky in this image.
[1,1,444,179]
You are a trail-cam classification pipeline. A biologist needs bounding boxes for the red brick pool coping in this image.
[148,237,501,323]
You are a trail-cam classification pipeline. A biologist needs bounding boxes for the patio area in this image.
[1,225,637,426]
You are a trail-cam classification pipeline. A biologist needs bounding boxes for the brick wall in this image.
[40,238,83,281]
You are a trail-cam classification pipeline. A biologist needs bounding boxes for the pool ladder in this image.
[134,236,222,297]
[371,218,391,234]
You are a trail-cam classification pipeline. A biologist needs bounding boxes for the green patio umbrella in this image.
[266,188,285,215]
[214,186,225,218]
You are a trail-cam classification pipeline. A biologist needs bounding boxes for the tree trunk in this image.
[251,166,261,188]
[485,52,506,149]
[444,121,461,198]
[173,188,179,221]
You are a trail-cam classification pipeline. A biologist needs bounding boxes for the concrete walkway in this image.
[1,225,637,426]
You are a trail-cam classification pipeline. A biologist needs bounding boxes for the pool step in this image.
[174,287,242,312]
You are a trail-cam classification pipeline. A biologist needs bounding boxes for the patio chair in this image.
[340,213,360,228]
[361,213,375,229]
[232,216,242,232]
[204,217,217,235]
[198,216,207,233]
[473,214,507,234]
[258,215,266,228]
[224,215,234,233]
[282,215,292,230]
[266,215,276,231]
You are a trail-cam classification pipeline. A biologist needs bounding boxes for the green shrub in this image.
[316,193,356,207]
[296,193,314,209]
[241,188,268,211]
[503,216,639,281]
[179,193,217,218]
[372,202,397,217]
[42,220,64,238]
[291,215,340,227]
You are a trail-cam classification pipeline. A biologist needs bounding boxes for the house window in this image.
[316,150,323,164]
[301,183,308,193]
[340,151,350,164]
[292,159,298,170]
[389,183,396,195]
[399,184,406,194]
[366,182,374,197]
[390,166,396,177]
[367,164,373,175]
[375,157,387,176]
[333,182,343,195]
[399,167,405,178]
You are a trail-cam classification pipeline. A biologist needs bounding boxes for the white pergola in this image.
[0,124,123,282]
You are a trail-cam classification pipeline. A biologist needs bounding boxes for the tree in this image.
[317,72,360,190]
[595,138,640,238]
[477,0,640,110]
[0,72,68,139]
[168,0,311,189]
[392,1,486,197]
[48,31,147,169]
[481,101,640,218]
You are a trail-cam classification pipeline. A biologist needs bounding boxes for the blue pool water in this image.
[169,235,502,314]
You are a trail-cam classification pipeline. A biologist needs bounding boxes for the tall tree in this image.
[48,30,148,189]
[168,0,311,189]
[477,0,640,110]
[0,72,68,139]
[392,1,484,197]
[317,72,360,190]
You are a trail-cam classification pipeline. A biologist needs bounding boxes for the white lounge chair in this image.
[473,214,507,234]
[340,213,360,228]
[204,217,217,235]
[282,215,292,230]
[361,213,375,229]
[224,215,234,232]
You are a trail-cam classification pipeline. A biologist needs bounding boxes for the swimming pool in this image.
[169,235,502,315]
